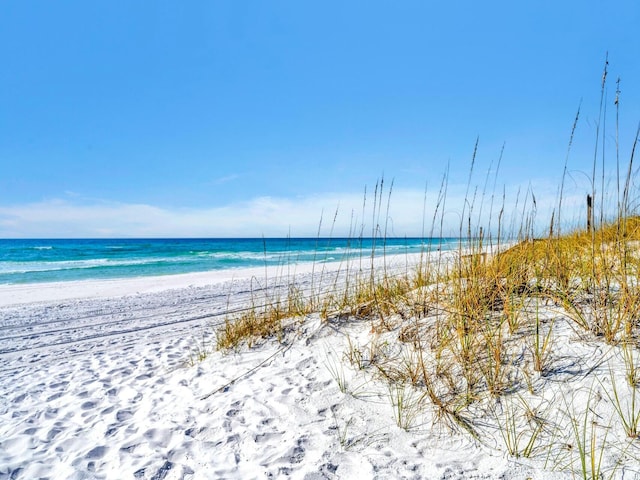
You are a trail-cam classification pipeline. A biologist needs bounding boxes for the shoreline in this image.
[0,237,452,291]
[0,251,445,307]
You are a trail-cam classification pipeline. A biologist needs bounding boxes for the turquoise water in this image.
[0,238,460,285]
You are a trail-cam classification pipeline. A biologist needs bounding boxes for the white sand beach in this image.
[1,252,639,479]
[3,1,638,478]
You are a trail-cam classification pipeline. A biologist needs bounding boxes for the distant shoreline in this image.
[0,237,464,287]
[0,250,453,307]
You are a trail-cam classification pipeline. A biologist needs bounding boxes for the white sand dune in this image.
[1,254,638,479]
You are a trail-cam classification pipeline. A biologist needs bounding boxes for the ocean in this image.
[0,237,461,285]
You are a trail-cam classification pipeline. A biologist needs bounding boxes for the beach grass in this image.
[211,214,640,476]
[206,64,640,477]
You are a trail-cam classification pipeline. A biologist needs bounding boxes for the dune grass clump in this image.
[216,283,314,349]
[207,62,640,477]
[215,256,423,349]
[212,208,640,476]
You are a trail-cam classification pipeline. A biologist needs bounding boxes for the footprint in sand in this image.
[12,392,28,403]
[46,426,63,441]
[286,436,308,464]
[85,445,107,460]
[81,400,97,410]
[116,409,134,422]
[319,462,339,475]
[133,460,176,480]
[49,381,69,390]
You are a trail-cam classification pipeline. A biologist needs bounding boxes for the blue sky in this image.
[1,1,639,237]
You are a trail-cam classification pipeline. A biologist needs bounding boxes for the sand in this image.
[1,253,638,479]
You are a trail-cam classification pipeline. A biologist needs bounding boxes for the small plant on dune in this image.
[325,347,371,398]
[478,315,512,397]
[331,411,371,451]
[285,283,310,317]
[603,368,640,439]
[380,347,425,387]
[331,408,389,451]
[530,301,554,375]
[358,333,389,371]
[333,412,355,449]
[327,271,410,328]
[216,303,287,349]
[589,274,636,344]
[492,394,550,459]
[388,382,423,431]
[569,409,610,480]
[416,355,480,439]
[621,341,640,388]
[555,386,614,480]
[556,290,592,334]
[343,335,366,370]
[187,332,214,366]
[503,293,524,334]
[325,349,349,394]
[216,278,315,349]
[620,285,640,339]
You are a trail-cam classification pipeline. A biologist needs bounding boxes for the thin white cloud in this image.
[212,174,240,185]
[0,179,592,239]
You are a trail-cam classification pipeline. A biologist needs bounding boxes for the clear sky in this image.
[1,1,639,238]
